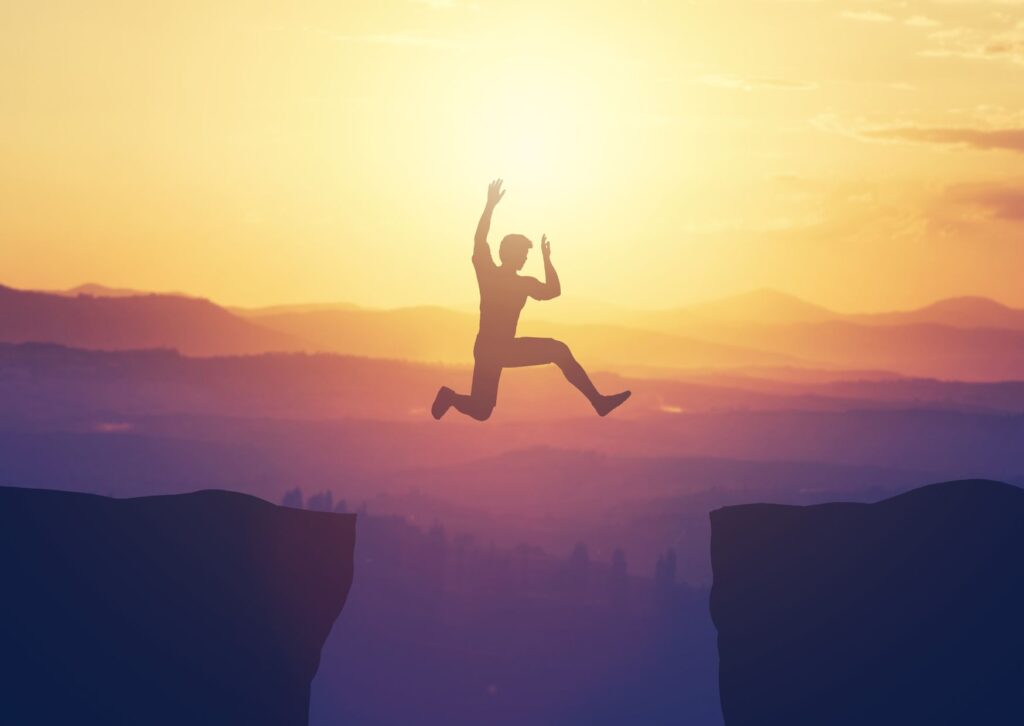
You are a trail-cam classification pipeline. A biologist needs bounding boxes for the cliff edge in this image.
[0,485,355,725]
[711,479,1024,726]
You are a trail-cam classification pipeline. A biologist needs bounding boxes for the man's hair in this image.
[498,234,532,264]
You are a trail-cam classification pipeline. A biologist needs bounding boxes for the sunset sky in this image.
[3,1,1023,311]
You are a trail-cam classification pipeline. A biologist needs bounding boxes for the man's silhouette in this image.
[432,179,631,421]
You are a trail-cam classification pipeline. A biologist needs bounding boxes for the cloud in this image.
[920,25,1024,64]
[840,10,895,23]
[861,126,1024,153]
[905,15,941,28]
[939,183,1024,223]
[696,74,817,91]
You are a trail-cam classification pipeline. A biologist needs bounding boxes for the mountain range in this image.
[9,282,1024,380]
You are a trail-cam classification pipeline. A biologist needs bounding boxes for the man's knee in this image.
[549,340,572,365]
[471,402,494,421]
[467,395,495,421]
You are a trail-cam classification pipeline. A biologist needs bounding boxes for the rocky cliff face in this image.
[0,485,355,726]
[710,479,1024,726]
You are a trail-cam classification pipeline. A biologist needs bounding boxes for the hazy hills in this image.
[6,342,1024,493]
[56,283,193,299]
[847,296,1024,330]
[628,289,1024,331]
[248,305,801,369]
[0,284,801,370]
[236,289,1024,379]
[11,282,1024,379]
[677,319,1024,381]
[632,289,839,328]
[0,284,299,356]
[10,342,1024,429]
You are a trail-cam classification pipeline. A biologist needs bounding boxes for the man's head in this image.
[498,233,532,271]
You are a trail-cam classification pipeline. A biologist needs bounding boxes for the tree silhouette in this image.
[281,487,303,509]
[567,542,590,596]
[307,490,334,512]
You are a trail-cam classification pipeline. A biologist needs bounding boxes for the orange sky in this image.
[2,1,1023,311]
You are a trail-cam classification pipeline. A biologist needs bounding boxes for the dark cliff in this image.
[710,479,1024,726]
[0,485,355,725]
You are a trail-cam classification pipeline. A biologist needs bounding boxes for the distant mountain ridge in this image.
[642,289,839,327]
[44,281,1024,330]
[634,289,1024,331]
[0,284,302,356]
[618,291,1024,380]
[239,304,803,370]
[847,296,1024,330]
[12,281,1024,379]
[3,283,800,369]
[58,283,194,299]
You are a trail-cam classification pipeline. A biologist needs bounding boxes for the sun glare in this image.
[488,61,594,180]
[442,49,622,206]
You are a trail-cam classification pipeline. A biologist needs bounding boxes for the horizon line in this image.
[2,279,1020,319]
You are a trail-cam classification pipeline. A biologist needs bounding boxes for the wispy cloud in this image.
[920,25,1024,64]
[905,15,941,28]
[938,183,1024,223]
[841,10,895,23]
[861,125,1024,153]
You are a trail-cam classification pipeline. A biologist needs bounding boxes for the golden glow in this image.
[2,1,1023,311]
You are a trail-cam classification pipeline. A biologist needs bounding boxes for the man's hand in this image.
[541,234,551,259]
[487,178,505,208]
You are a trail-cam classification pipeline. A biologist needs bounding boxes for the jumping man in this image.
[432,179,631,421]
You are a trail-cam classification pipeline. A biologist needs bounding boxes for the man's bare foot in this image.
[595,390,631,417]
[432,386,454,420]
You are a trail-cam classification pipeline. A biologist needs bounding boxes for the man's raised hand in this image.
[487,178,505,207]
[541,234,551,259]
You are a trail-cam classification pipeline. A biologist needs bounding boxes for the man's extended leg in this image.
[505,338,631,416]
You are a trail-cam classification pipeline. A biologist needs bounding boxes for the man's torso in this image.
[474,255,527,343]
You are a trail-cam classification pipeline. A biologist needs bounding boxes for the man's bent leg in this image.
[449,392,494,421]
[447,357,501,421]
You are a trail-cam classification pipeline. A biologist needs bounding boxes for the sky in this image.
[2,0,1023,311]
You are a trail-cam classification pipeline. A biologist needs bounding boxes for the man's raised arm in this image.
[474,178,505,263]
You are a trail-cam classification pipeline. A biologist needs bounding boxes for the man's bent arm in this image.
[528,234,561,300]
[543,252,561,298]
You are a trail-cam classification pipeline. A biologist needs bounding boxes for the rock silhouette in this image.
[710,479,1024,726]
[0,485,355,726]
